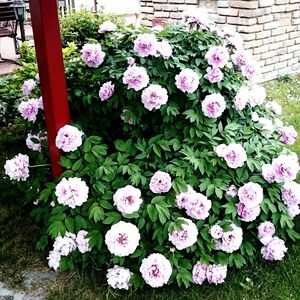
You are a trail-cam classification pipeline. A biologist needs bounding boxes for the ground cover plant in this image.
[2,9,300,294]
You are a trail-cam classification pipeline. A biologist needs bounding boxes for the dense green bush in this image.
[4,10,300,291]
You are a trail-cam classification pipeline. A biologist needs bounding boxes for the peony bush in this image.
[4,9,300,290]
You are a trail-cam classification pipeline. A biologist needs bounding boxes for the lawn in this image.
[0,75,300,300]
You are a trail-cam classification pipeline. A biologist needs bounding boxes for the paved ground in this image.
[0,271,57,299]
[0,24,33,75]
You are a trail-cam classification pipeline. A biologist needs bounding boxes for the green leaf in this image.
[59,156,72,169]
[87,230,103,250]
[172,178,188,193]
[88,203,105,222]
[147,204,158,222]
[65,217,74,232]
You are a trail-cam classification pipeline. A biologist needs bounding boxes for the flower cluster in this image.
[140,253,172,288]
[168,218,198,250]
[4,153,30,181]
[236,182,264,222]
[55,177,89,208]
[55,125,83,152]
[149,171,172,194]
[113,185,143,215]
[201,93,226,118]
[18,98,43,123]
[48,231,90,270]
[193,262,227,285]
[81,43,105,68]
[176,186,211,220]
[215,143,247,169]
[106,266,133,290]
[211,223,243,253]
[262,153,300,183]
[261,237,288,261]
[105,221,140,257]
[233,84,266,111]
[281,181,300,219]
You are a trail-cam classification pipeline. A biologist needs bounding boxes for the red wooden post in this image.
[28,0,70,177]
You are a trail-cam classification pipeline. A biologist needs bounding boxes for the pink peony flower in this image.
[140,253,172,288]
[113,185,143,215]
[241,60,260,81]
[99,81,115,101]
[22,79,36,96]
[81,43,105,68]
[26,133,46,152]
[55,177,89,209]
[175,69,200,94]
[258,221,275,239]
[217,143,247,169]
[233,86,249,111]
[76,230,91,254]
[149,171,172,194]
[37,96,44,109]
[214,223,243,253]
[168,218,198,250]
[185,192,211,220]
[105,221,140,257]
[238,182,264,208]
[18,98,41,122]
[262,164,275,183]
[175,185,196,209]
[47,250,61,271]
[98,20,117,33]
[265,101,282,115]
[226,185,238,197]
[204,66,223,84]
[237,202,261,222]
[261,237,287,261]
[155,40,172,59]
[281,181,300,207]
[279,125,297,145]
[127,57,135,65]
[223,26,244,50]
[272,154,300,183]
[181,8,211,29]
[106,266,132,290]
[201,93,226,118]
[122,65,150,91]
[252,112,259,122]
[206,264,227,285]
[215,144,227,157]
[248,85,266,107]
[55,125,83,152]
[133,33,157,57]
[53,232,77,256]
[141,84,168,111]
[4,153,29,181]
[205,46,229,68]
[209,224,224,239]
[231,51,250,68]
[286,204,300,219]
[192,262,207,285]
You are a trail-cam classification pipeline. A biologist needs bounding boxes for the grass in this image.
[0,75,300,300]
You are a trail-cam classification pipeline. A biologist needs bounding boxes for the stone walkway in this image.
[0,271,57,299]
[0,24,33,75]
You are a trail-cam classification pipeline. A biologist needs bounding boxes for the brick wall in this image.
[140,0,300,82]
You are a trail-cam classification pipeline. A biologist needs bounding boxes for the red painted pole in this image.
[28,0,70,178]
